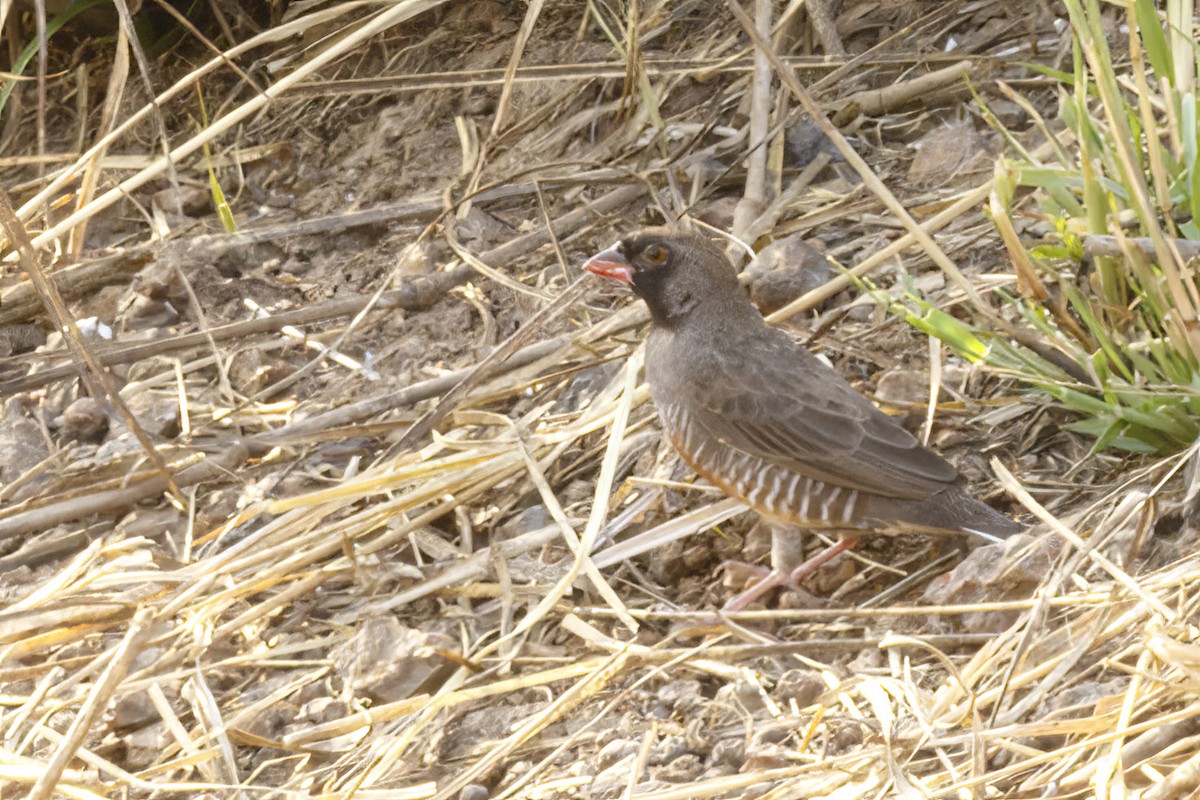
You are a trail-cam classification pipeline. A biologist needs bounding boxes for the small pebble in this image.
[458,784,488,800]
[61,397,108,442]
[775,669,825,707]
[744,234,830,314]
[656,679,704,715]
[742,742,790,771]
[658,753,704,783]
[596,739,638,769]
[829,721,864,753]
[709,738,745,769]
[648,735,687,767]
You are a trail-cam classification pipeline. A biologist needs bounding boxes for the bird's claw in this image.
[720,562,818,611]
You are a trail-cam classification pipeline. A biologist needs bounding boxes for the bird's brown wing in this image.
[680,327,959,500]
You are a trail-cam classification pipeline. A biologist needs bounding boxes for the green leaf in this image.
[0,0,109,117]
[1134,0,1173,83]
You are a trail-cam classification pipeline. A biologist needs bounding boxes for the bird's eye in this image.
[644,245,668,265]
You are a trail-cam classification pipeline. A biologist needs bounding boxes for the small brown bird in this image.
[584,227,1022,608]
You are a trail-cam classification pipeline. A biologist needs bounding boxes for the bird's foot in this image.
[720,534,861,612]
[783,533,860,586]
[721,562,821,611]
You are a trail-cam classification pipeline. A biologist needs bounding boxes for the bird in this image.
[583,226,1024,609]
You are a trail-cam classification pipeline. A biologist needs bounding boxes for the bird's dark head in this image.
[583,227,746,327]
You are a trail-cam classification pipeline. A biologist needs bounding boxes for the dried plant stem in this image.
[0,269,472,396]
[0,445,247,541]
[725,0,988,310]
[389,276,588,454]
[0,189,180,497]
[1083,234,1200,260]
[844,59,974,115]
[13,0,449,256]
[805,0,845,55]
[991,458,1174,621]
[731,0,773,243]
[27,607,154,800]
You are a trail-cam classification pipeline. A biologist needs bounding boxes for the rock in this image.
[112,691,157,731]
[744,235,830,314]
[775,669,825,707]
[332,617,457,703]
[0,323,46,356]
[122,721,172,770]
[828,720,864,753]
[495,505,550,540]
[657,753,703,782]
[923,533,1059,632]
[459,785,489,800]
[906,119,996,189]
[587,757,638,799]
[455,206,511,248]
[873,365,969,407]
[597,739,638,769]
[585,758,652,800]
[709,737,745,769]
[120,390,180,438]
[500,761,533,793]
[150,184,210,217]
[785,115,846,167]
[0,398,49,483]
[742,741,790,771]
[986,98,1027,129]
[656,679,704,716]
[648,735,687,766]
[61,397,109,442]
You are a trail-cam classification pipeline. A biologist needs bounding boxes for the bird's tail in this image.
[882,487,1026,541]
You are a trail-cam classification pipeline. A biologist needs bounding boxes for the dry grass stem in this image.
[0,3,1194,799]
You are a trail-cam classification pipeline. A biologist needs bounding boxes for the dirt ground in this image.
[1,1,1196,798]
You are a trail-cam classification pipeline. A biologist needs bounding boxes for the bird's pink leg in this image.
[722,533,861,611]
[784,533,860,584]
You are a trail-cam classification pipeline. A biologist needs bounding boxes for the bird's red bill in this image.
[583,246,634,283]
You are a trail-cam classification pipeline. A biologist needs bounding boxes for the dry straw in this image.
[1,2,1198,799]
